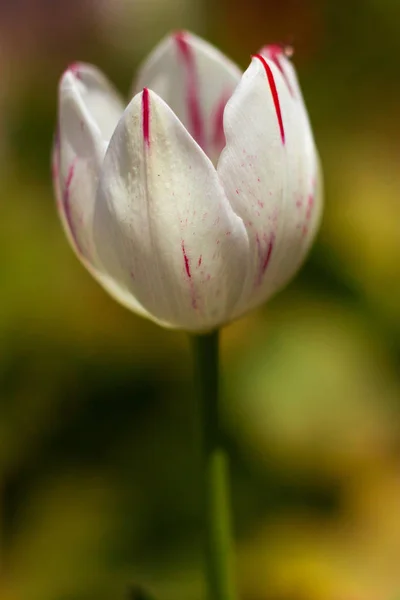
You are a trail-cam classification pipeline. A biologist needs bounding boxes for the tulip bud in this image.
[53,31,322,331]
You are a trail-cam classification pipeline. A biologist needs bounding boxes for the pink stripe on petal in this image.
[262,239,274,274]
[181,241,192,278]
[255,232,275,285]
[174,31,206,151]
[261,45,294,97]
[181,241,199,309]
[253,54,285,144]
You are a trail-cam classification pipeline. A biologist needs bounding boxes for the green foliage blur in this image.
[2,1,400,599]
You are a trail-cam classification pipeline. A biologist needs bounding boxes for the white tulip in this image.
[53,32,322,332]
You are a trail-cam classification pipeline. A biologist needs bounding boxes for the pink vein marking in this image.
[181,241,191,278]
[182,241,198,309]
[253,54,285,144]
[142,88,150,147]
[63,158,83,255]
[262,239,274,274]
[261,45,294,96]
[174,31,206,151]
[255,233,274,285]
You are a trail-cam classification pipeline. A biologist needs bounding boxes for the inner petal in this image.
[67,62,124,143]
[134,31,242,163]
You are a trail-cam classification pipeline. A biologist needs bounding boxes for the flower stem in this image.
[191,331,237,600]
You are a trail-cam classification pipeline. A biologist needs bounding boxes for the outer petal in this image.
[93,88,249,331]
[134,31,242,162]
[217,55,322,319]
[54,62,151,319]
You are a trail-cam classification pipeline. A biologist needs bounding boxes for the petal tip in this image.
[252,53,285,144]
[173,29,191,57]
[261,44,294,59]
[172,29,192,44]
[66,62,84,80]
[259,45,295,96]
[59,62,84,92]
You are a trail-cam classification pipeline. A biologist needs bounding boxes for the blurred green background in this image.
[2,0,400,599]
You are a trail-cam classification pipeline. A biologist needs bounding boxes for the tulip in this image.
[52,32,324,600]
[53,31,322,332]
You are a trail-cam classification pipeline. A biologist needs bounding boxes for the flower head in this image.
[53,31,322,331]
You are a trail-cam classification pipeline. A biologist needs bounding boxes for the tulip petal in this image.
[56,62,124,263]
[134,31,242,162]
[55,63,151,319]
[217,55,322,318]
[93,88,249,331]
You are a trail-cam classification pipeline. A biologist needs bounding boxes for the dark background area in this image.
[2,1,400,599]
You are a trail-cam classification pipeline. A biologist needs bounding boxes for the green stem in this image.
[191,330,237,600]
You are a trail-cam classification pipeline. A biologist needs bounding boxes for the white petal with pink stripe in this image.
[217,53,322,319]
[93,89,248,331]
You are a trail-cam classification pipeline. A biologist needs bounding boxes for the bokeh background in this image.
[2,0,400,599]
